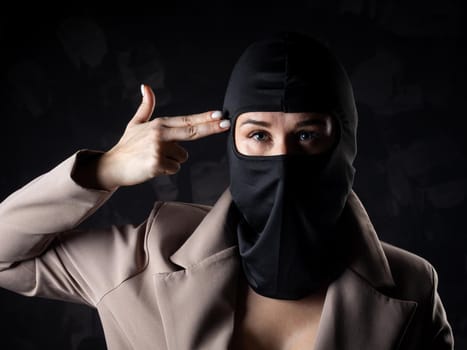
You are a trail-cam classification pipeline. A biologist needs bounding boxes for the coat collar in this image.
[344,189,396,289]
[170,188,395,291]
[313,268,417,350]
[170,189,237,268]
[156,189,416,350]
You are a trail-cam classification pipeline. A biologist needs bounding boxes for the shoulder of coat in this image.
[380,241,435,302]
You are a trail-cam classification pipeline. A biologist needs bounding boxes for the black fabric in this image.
[223,31,358,299]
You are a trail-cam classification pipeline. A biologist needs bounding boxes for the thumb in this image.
[128,84,156,125]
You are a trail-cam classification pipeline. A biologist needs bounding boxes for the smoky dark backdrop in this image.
[1,3,466,349]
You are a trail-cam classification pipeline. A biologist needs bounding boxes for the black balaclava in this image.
[222,32,358,300]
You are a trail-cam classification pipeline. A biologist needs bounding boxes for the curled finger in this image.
[164,142,189,163]
[158,158,181,175]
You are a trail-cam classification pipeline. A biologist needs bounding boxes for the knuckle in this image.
[153,126,164,140]
[186,125,197,139]
[151,118,162,128]
[182,116,191,126]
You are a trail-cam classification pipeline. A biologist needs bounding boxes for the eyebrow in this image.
[239,118,326,127]
[240,119,271,127]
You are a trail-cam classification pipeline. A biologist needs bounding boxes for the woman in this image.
[0,32,453,349]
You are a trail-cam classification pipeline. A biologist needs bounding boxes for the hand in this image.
[97,85,230,190]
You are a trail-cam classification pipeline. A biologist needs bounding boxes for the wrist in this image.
[96,151,120,191]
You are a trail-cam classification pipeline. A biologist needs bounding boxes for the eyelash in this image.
[248,130,320,143]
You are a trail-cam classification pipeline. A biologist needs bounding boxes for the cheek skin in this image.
[235,132,256,155]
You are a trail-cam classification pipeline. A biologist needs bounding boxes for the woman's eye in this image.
[251,131,270,142]
[298,130,318,141]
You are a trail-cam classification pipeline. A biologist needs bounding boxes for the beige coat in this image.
[0,150,454,349]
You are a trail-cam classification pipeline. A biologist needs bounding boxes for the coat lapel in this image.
[314,191,418,350]
[153,189,418,350]
[154,247,240,350]
[313,269,417,350]
[153,190,241,350]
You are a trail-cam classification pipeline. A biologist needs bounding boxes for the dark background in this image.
[1,3,466,349]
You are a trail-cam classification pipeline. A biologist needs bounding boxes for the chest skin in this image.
[230,281,327,350]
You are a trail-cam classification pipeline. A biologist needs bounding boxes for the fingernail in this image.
[219,120,231,129]
[140,84,145,97]
[211,111,223,119]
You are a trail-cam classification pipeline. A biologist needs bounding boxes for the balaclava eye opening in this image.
[223,31,358,300]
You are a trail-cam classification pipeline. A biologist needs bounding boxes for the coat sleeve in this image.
[0,150,160,307]
[427,266,454,350]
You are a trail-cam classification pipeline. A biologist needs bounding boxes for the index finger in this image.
[153,110,223,128]
[158,118,231,142]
